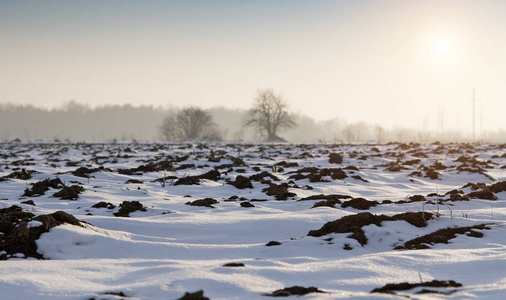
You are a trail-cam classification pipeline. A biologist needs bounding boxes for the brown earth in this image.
[0,205,82,259]
[371,280,462,294]
[308,212,433,246]
[395,224,491,250]
[264,286,326,297]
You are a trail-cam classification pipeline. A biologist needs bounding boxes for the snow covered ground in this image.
[0,142,505,299]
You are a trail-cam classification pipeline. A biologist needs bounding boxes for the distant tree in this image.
[244,89,296,142]
[159,106,221,141]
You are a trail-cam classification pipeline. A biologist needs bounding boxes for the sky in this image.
[1,0,506,136]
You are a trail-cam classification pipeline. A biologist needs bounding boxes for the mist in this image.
[1,101,504,143]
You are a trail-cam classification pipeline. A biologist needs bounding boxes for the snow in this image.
[0,142,505,299]
[27,220,43,228]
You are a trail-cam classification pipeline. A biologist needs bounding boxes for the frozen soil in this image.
[0,141,505,299]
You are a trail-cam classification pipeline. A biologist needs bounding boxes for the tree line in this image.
[1,90,505,143]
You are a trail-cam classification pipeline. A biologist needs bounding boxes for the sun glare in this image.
[433,36,454,56]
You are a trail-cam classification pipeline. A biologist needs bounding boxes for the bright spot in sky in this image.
[433,36,454,56]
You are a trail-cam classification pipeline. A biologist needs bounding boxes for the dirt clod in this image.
[308,211,433,246]
[198,170,221,181]
[312,199,340,208]
[113,201,147,217]
[288,167,347,182]
[263,183,296,200]
[228,175,253,189]
[53,185,84,200]
[266,241,281,246]
[408,195,426,202]
[265,286,326,297]
[174,176,201,186]
[0,205,82,259]
[91,202,117,209]
[371,280,462,294]
[72,166,102,178]
[240,201,255,208]
[4,169,33,180]
[298,194,351,202]
[341,198,379,210]
[118,160,173,175]
[328,153,343,164]
[249,171,280,182]
[23,178,64,197]
[396,224,491,250]
[468,189,497,200]
[186,198,219,208]
[222,262,245,267]
[125,179,143,184]
[177,290,210,300]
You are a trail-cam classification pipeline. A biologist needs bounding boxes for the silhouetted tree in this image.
[159,106,221,141]
[244,89,296,142]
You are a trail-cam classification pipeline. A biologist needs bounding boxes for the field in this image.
[0,142,505,299]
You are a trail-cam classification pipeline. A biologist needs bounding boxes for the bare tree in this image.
[159,106,221,141]
[244,89,296,142]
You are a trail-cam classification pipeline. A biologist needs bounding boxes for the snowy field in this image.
[0,142,505,299]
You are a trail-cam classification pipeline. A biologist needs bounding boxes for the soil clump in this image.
[72,166,103,178]
[312,199,341,208]
[186,198,219,208]
[174,170,221,186]
[308,212,433,246]
[371,280,462,295]
[53,185,84,200]
[328,153,343,164]
[264,286,326,297]
[113,201,147,217]
[249,171,280,183]
[228,175,253,189]
[341,198,379,210]
[298,194,352,201]
[408,195,426,202]
[263,183,296,200]
[174,176,201,186]
[395,224,491,250]
[118,160,173,175]
[222,262,245,267]
[386,162,402,172]
[288,167,347,182]
[23,178,63,197]
[240,201,255,208]
[198,170,221,181]
[92,202,117,209]
[265,241,281,246]
[177,290,210,300]
[125,179,144,184]
[3,169,33,180]
[0,205,82,259]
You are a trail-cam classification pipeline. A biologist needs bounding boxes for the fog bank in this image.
[0,102,504,143]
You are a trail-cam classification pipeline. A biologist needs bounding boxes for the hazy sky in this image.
[1,0,506,135]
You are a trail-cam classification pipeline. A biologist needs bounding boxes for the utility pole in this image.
[473,89,475,141]
[481,100,483,139]
[438,107,445,136]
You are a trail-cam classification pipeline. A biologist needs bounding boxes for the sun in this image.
[433,36,454,56]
